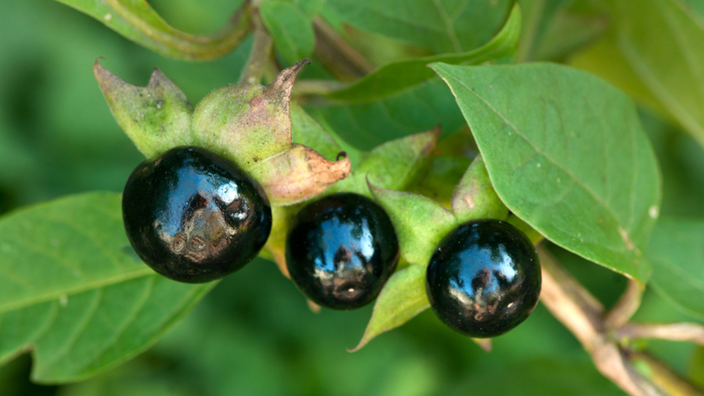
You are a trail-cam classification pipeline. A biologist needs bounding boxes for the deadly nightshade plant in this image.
[5,0,704,394]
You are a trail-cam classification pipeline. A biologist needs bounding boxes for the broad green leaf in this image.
[260,1,315,65]
[351,265,428,351]
[53,0,250,60]
[610,0,704,147]
[295,0,325,18]
[648,217,704,320]
[329,129,440,197]
[94,61,194,159]
[369,184,456,266]
[0,192,212,383]
[325,0,513,54]
[328,5,521,102]
[451,155,508,223]
[312,78,466,150]
[432,63,661,282]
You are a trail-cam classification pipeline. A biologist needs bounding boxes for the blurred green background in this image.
[1,0,702,395]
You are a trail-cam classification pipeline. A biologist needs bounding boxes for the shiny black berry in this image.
[426,219,541,338]
[285,193,400,310]
[122,146,272,283]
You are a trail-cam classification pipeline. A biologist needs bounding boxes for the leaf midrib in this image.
[0,268,153,313]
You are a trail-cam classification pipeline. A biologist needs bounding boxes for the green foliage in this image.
[259,1,315,65]
[4,0,704,393]
[608,0,704,147]
[53,0,250,60]
[325,0,513,53]
[327,5,522,102]
[432,62,661,282]
[648,217,704,319]
[0,193,212,383]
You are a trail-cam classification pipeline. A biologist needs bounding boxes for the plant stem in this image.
[240,11,273,84]
[292,80,347,96]
[606,279,644,329]
[312,17,374,82]
[618,323,704,346]
[537,245,703,396]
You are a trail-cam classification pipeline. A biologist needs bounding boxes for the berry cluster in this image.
[123,146,541,338]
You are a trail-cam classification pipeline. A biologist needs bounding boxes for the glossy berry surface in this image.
[285,193,400,310]
[426,219,541,338]
[122,146,272,283]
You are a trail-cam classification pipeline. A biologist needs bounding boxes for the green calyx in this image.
[94,59,351,206]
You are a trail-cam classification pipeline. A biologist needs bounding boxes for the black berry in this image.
[285,193,400,310]
[122,146,272,283]
[426,219,541,337]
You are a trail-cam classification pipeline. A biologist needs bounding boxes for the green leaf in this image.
[648,217,704,320]
[328,5,522,102]
[329,129,440,197]
[432,63,661,282]
[312,78,466,150]
[93,61,194,159]
[295,0,325,18]
[610,0,704,147]
[369,184,456,266]
[260,1,315,65]
[451,155,508,223]
[53,0,250,60]
[325,0,513,54]
[0,192,212,383]
[411,155,473,207]
[350,265,428,351]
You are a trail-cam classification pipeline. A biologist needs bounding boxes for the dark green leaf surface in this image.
[259,1,315,65]
[351,265,428,351]
[610,0,704,147]
[432,63,661,282]
[325,0,513,54]
[54,0,250,60]
[312,79,465,150]
[328,5,521,102]
[648,217,704,319]
[0,193,212,383]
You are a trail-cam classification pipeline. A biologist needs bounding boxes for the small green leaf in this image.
[329,129,440,197]
[451,155,508,223]
[0,192,213,383]
[369,183,456,266]
[432,63,661,282]
[260,1,315,65]
[328,5,522,102]
[54,0,250,60]
[93,61,194,158]
[326,0,513,54]
[610,0,704,147]
[350,265,429,351]
[648,217,704,319]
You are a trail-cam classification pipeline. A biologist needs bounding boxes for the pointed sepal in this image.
[452,154,508,223]
[251,144,351,206]
[368,180,456,266]
[93,59,194,158]
[192,60,311,170]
